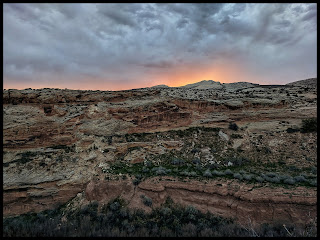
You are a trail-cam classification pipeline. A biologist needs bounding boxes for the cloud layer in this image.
[3,3,317,90]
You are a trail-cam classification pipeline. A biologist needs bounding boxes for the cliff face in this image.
[84,177,316,227]
[3,80,317,227]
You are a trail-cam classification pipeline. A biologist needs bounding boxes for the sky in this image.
[3,3,317,90]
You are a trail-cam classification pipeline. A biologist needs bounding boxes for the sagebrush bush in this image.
[171,158,185,166]
[133,178,141,185]
[233,173,243,180]
[243,174,253,181]
[255,176,264,183]
[301,118,317,133]
[141,195,153,207]
[229,122,239,131]
[192,159,201,165]
[294,175,307,183]
[212,170,225,176]
[203,169,212,177]
[152,166,167,176]
[3,197,316,237]
[264,176,280,183]
[279,175,291,181]
[224,169,233,175]
[266,172,277,178]
[109,202,121,211]
[309,179,317,187]
[283,178,296,185]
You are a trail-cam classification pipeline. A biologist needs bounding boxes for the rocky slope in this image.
[3,78,317,227]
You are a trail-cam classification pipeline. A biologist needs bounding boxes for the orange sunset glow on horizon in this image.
[3,61,269,91]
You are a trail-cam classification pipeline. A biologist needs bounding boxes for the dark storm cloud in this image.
[142,60,174,69]
[3,3,317,88]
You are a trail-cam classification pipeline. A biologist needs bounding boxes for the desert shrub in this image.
[142,166,149,173]
[180,171,196,177]
[229,122,239,131]
[192,159,201,165]
[212,170,225,176]
[132,178,141,186]
[3,197,316,237]
[266,172,277,178]
[310,166,317,174]
[203,169,212,177]
[152,166,167,176]
[171,158,185,166]
[180,171,189,176]
[286,127,300,133]
[265,176,280,183]
[186,205,199,215]
[243,174,253,181]
[145,161,152,167]
[208,163,219,169]
[191,148,199,153]
[294,175,307,183]
[288,165,299,172]
[233,173,243,180]
[283,178,296,185]
[195,165,203,171]
[119,208,129,218]
[224,169,233,175]
[239,170,247,175]
[258,222,295,237]
[135,174,142,179]
[279,175,291,181]
[255,176,264,183]
[309,179,317,187]
[141,195,152,207]
[160,207,172,216]
[301,118,317,133]
[109,202,121,211]
[230,157,250,167]
[156,169,167,175]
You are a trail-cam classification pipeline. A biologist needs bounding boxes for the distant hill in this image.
[150,84,170,89]
[150,78,317,90]
[180,80,224,90]
[286,78,317,87]
[224,82,259,91]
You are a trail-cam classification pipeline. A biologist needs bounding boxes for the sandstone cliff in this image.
[3,78,317,228]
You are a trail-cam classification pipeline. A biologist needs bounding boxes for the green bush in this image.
[283,178,296,185]
[294,175,307,183]
[264,176,280,183]
[229,122,239,131]
[255,176,264,183]
[203,169,212,177]
[233,173,243,180]
[243,174,253,181]
[301,118,317,133]
[141,195,153,207]
[212,170,225,176]
[309,179,317,187]
[224,169,233,175]
[266,172,277,178]
[132,179,141,186]
[3,197,316,237]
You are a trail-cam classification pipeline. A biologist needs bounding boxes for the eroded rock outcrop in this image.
[3,78,317,227]
[83,177,317,227]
